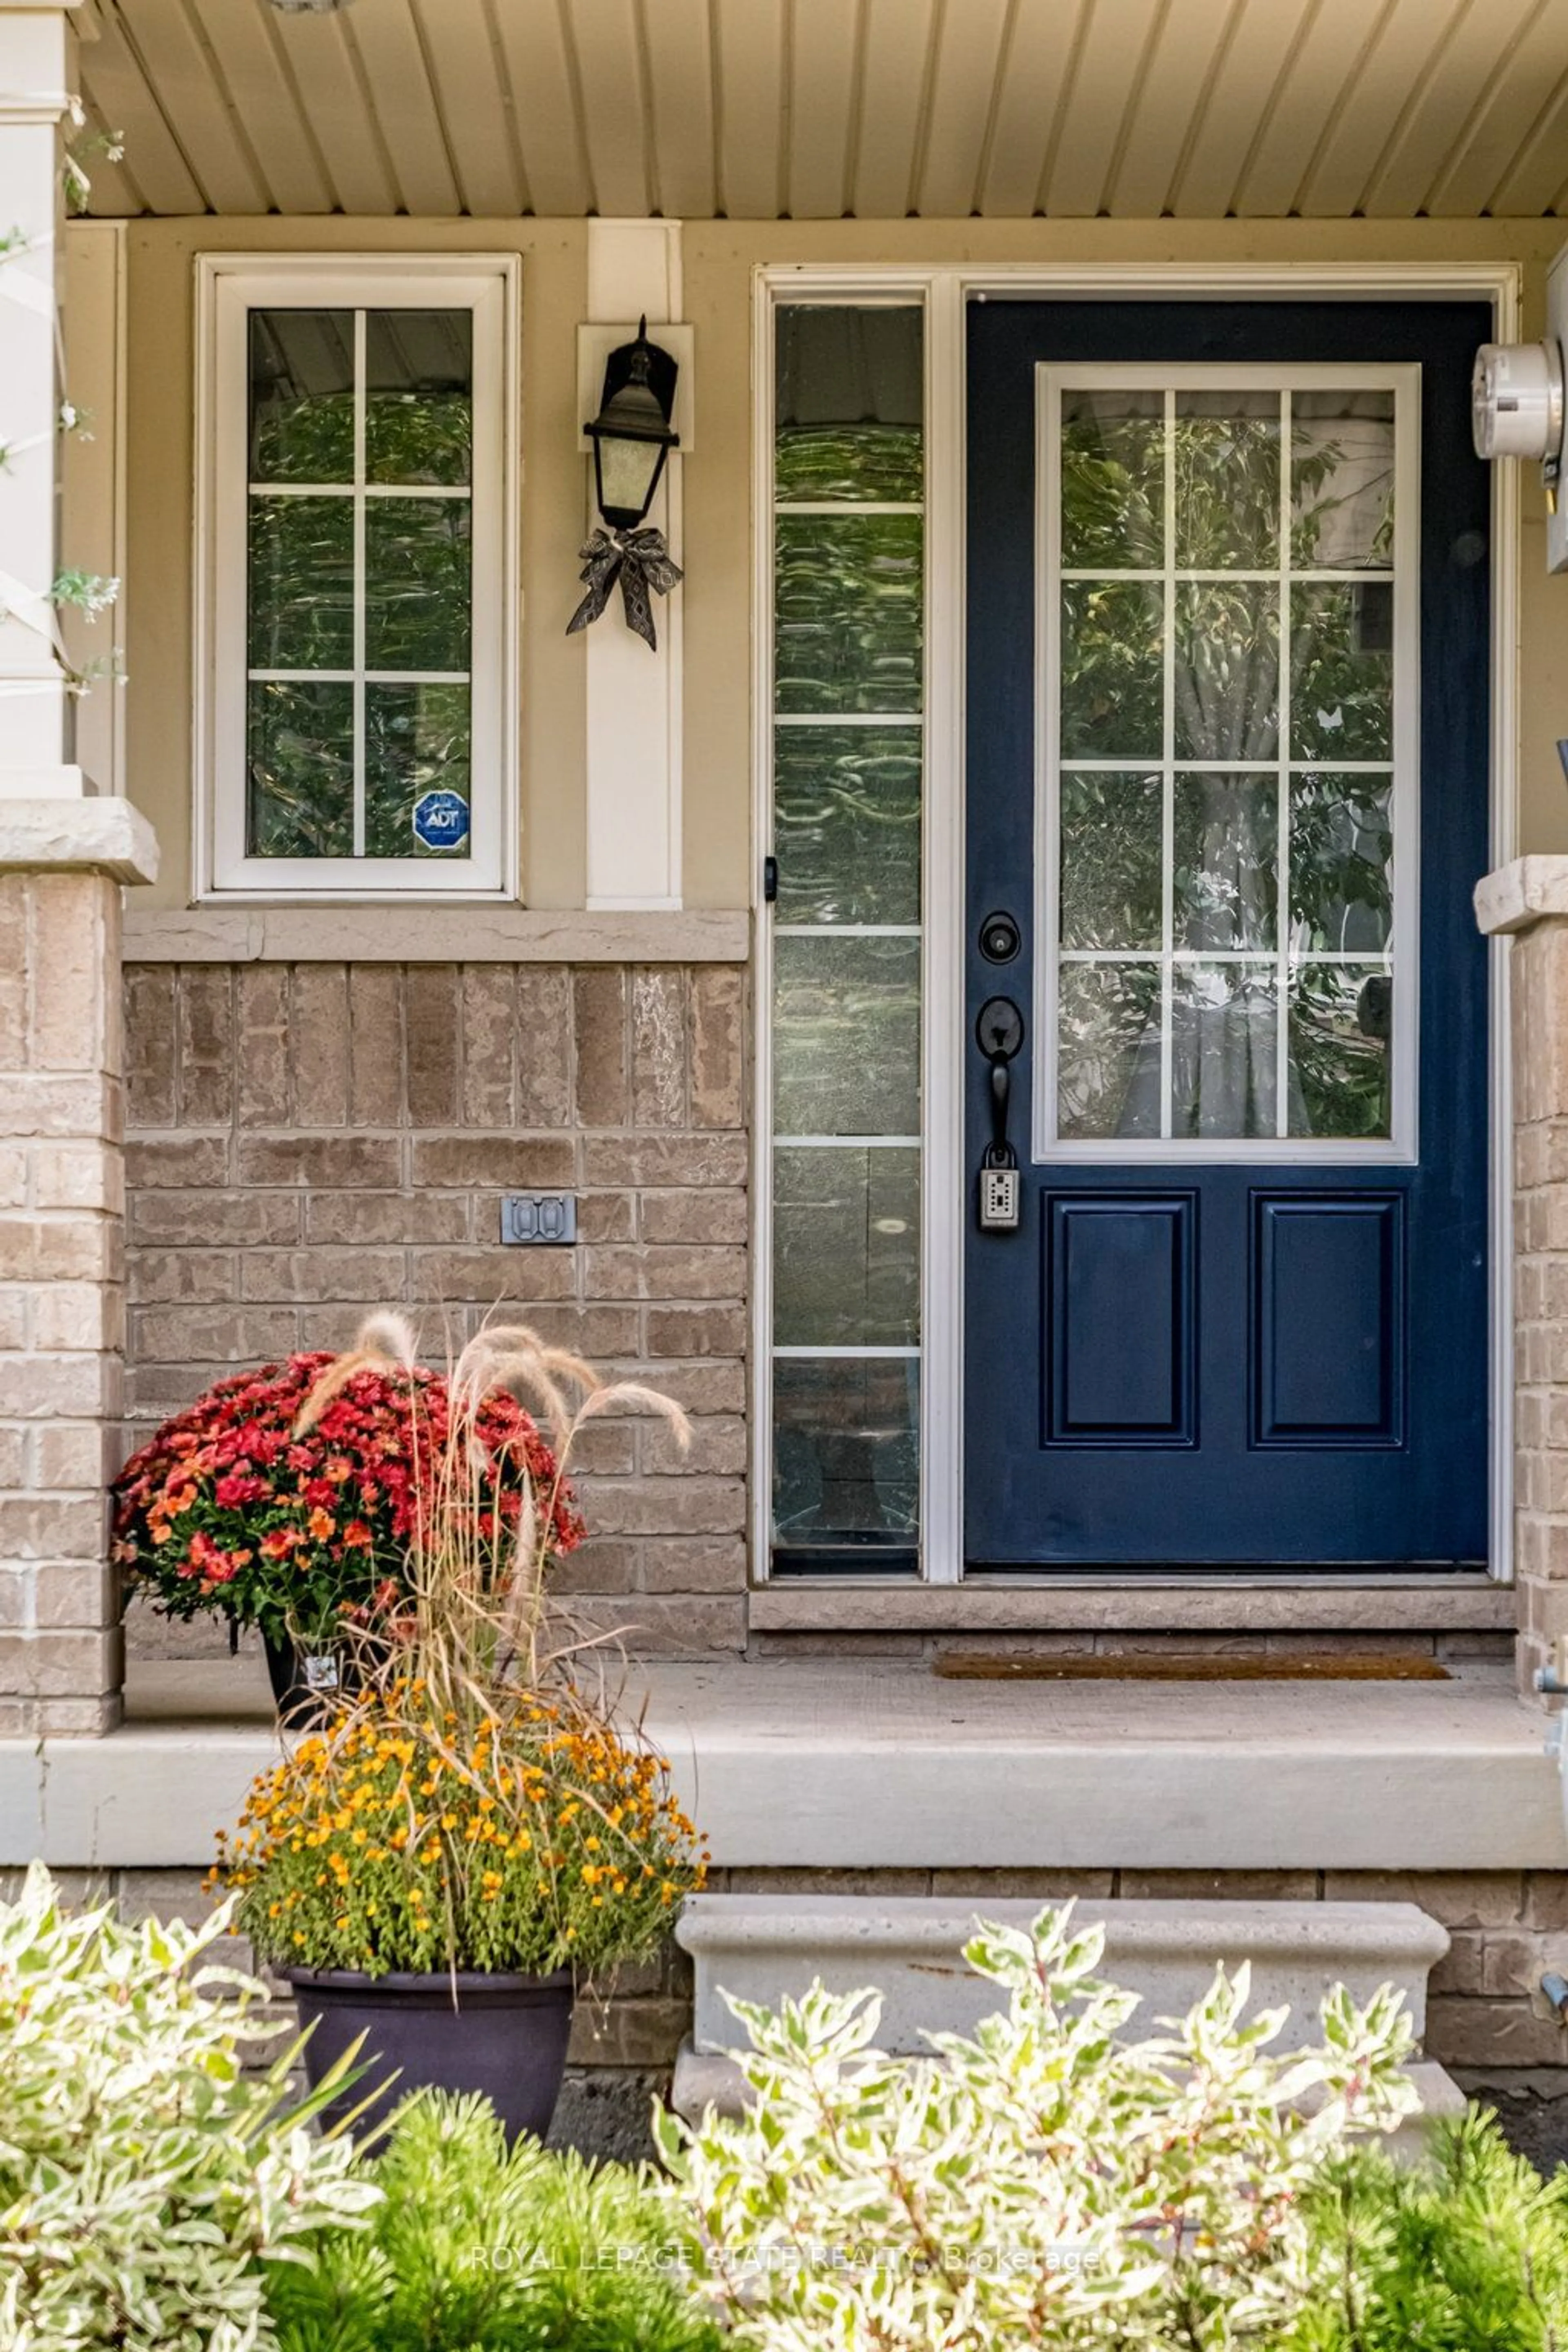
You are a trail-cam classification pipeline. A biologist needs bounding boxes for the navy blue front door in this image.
[964,301,1490,1568]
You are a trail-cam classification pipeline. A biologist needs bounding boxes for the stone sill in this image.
[0,1659,1559,1875]
[122,905,751,964]
[750,1574,1517,1636]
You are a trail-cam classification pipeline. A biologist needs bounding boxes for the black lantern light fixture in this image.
[585,317,680,529]
[567,318,684,650]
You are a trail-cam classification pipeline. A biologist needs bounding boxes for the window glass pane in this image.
[1289,774,1393,952]
[248,496,354,670]
[775,306,922,501]
[249,310,353,482]
[1059,770,1163,951]
[772,1356,919,1551]
[773,935,921,1138]
[1173,582,1280,760]
[365,310,473,486]
[773,1146,920,1348]
[1292,390,1394,570]
[363,499,472,672]
[1291,582,1393,761]
[1174,390,1280,569]
[1059,580,1164,759]
[1057,964,1163,1140]
[247,679,354,858]
[1170,964,1278,1139]
[775,514,923,713]
[365,684,470,859]
[1173,772,1278,951]
[1059,389,1164,570]
[1287,963,1392,1138]
[773,725,922,925]
[770,302,926,1570]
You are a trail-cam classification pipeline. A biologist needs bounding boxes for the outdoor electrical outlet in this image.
[500,1193,577,1245]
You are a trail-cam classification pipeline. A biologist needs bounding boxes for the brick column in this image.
[1477,856,1568,1698]
[0,4,158,1733]
[0,807,156,1731]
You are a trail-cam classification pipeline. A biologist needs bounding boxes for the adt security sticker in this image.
[412,789,470,851]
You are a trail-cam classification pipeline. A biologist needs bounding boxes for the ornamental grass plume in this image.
[213,1316,709,1981]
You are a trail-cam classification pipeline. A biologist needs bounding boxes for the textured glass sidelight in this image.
[770,304,925,1568]
[1051,376,1403,1147]
[244,305,476,862]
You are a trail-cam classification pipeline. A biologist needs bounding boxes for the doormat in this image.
[932,1652,1452,1682]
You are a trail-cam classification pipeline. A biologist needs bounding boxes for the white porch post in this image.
[0,0,155,1734]
[583,218,685,910]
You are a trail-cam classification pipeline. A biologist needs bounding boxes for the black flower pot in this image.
[262,1633,355,1726]
[287,1967,575,2143]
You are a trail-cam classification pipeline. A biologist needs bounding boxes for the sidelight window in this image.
[765,303,927,1571]
[1040,365,1417,1159]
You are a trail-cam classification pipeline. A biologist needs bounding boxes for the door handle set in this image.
[976,994,1024,1231]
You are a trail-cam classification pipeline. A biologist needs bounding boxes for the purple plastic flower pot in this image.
[286,1966,575,2143]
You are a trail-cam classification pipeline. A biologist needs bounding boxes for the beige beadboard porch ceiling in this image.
[73,0,1568,223]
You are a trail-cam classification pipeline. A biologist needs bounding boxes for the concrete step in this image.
[671,1894,1462,2137]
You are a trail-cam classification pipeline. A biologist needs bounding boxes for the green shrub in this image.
[0,1862,377,2352]
[657,1902,1418,2352]
[1290,2107,1568,2349]
[267,2089,721,2352]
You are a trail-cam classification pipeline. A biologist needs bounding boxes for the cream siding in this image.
[104,215,1568,915]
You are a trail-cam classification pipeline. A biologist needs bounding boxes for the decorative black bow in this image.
[566,525,683,650]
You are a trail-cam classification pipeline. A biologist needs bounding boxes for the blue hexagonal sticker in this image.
[412,789,470,852]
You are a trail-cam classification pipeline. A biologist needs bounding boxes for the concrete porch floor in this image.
[9,1651,1550,1877]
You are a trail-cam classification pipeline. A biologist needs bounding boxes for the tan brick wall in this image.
[1509,919,1568,1697]
[122,961,748,1654]
[0,872,127,1734]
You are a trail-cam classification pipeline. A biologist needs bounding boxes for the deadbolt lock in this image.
[980,910,1022,964]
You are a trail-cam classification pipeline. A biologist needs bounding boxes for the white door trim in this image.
[751,259,1520,1589]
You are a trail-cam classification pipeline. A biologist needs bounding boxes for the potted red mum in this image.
[112,1326,582,1716]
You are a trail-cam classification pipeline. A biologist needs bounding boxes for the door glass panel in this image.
[1045,368,1407,1150]
[1289,775,1393,952]
[1291,390,1395,569]
[773,726,922,925]
[770,304,925,1569]
[773,1358,920,1550]
[773,1145,920,1348]
[774,514,923,713]
[773,935,922,1138]
[1059,389,1164,568]
[1291,582,1393,760]
[1059,770,1163,950]
[1172,583,1280,760]
[1057,964,1163,1140]
[1288,963,1393,1138]
[1170,964,1278,1139]
[1059,580,1165,758]
[1173,773,1278,950]
[775,305,923,501]
[1174,390,1280,568]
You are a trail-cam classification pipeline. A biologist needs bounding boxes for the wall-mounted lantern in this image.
[584,317,680,530]
[568,318,685,650]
